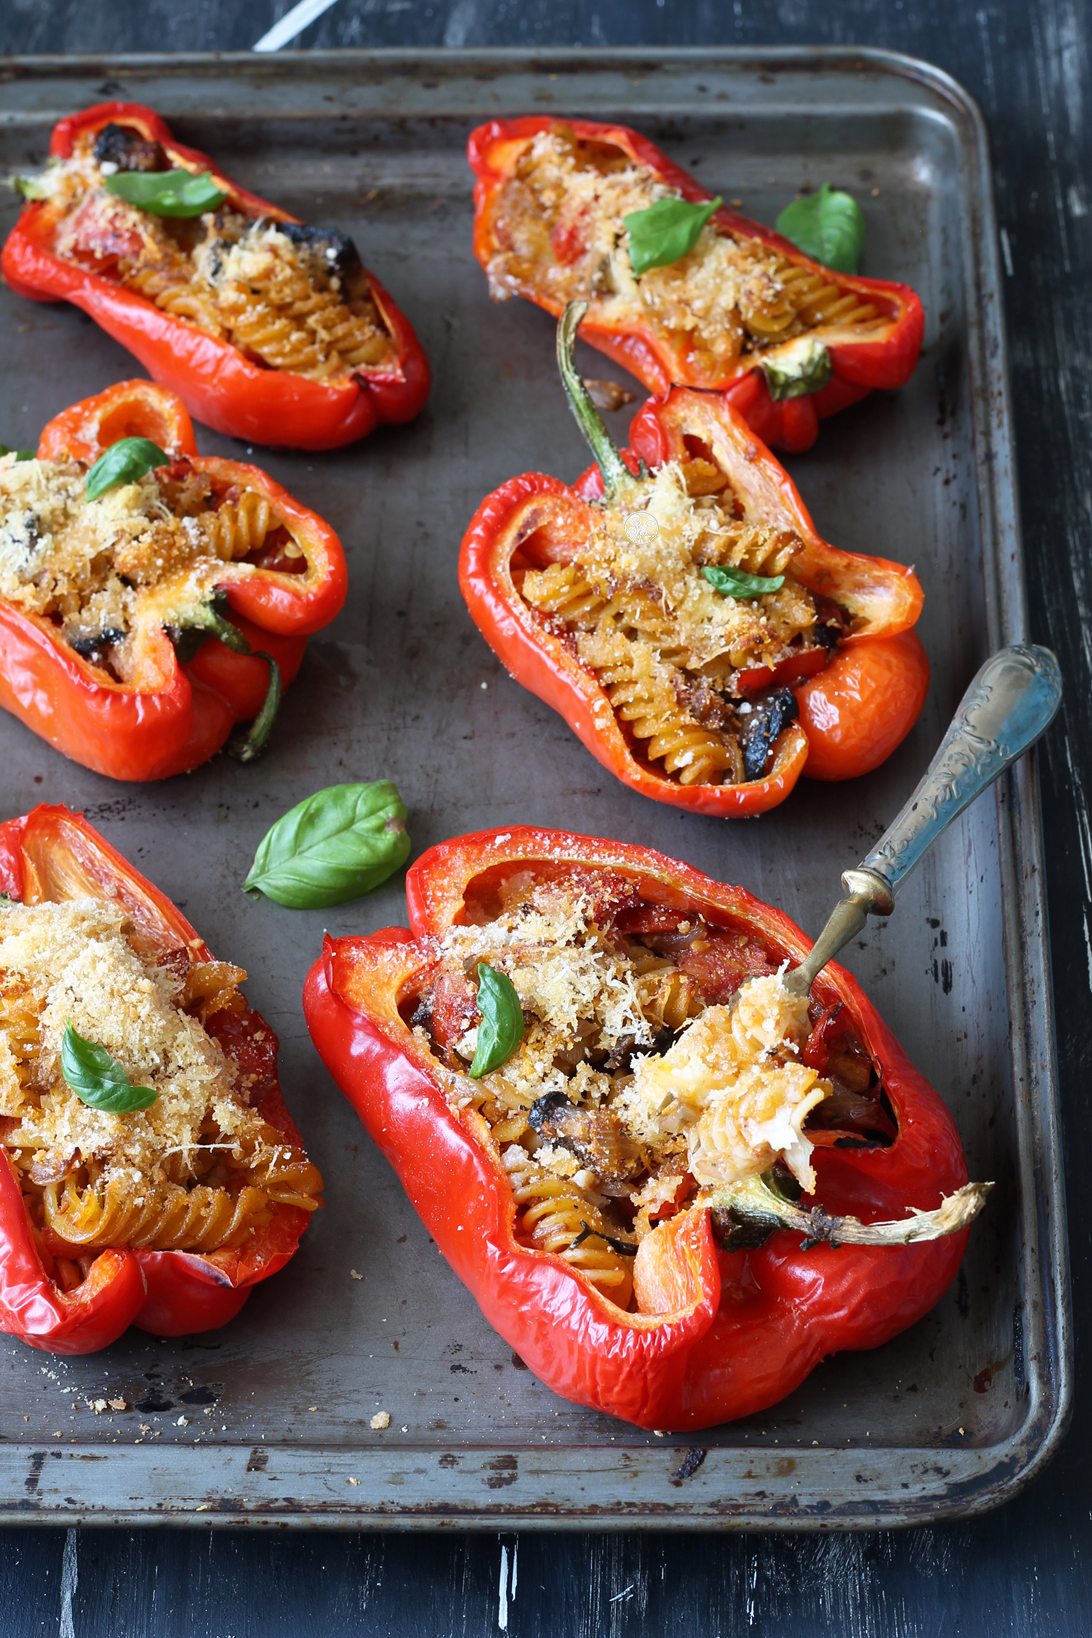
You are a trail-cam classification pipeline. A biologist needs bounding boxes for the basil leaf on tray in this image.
[85,437,170,501]
[702,564,785,598]
[469,964,524,1078]
[61,1021,158,1114]
[623,195,723,276]
[243,780,411,908]
[104,168,228,219]
[775,183,866,275]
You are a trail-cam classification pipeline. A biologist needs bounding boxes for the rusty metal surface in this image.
[0,47,1069,1528]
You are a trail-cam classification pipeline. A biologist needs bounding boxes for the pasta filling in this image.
[515,456,852,785]
[0,896,323,1278]
[23,122,394,381]
[486,126,887,383]
[407,870,894,1310]
[0,448,309,682]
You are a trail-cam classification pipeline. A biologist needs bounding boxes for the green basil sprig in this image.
[702,564,785,598]
[85,437,169,501]
[104,168,227,219]
[775,183,866,275]
[623,195,723,276]
[0,445,36,462]
[469,964,524,1078]
[61,1021,157,1114]
[243,780,411,908]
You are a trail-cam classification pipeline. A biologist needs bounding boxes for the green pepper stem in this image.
[704,1174,991,1250]
[229,653,282,764]
[556,301,642,500]
[172,601,282,763]
[175,602,251,655]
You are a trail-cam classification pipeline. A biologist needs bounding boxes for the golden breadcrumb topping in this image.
[486,127,884,379]
[0,897,265,1194]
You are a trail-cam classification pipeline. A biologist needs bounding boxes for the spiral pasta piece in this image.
[42,1174,272,1252]
[582,625,739,785]
[201,491,275,561]
[216,260,389,380]
[504,1147,633,1306]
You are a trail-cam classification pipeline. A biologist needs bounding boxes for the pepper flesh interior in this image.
[25,121,394,382]
[406,868,907,1312]
[485,124,887,386]
[0,891,323,1289]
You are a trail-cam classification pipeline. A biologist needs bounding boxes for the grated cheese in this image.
[0,897,269,1188]
[0,453,254,672]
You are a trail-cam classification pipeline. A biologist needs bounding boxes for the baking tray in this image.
[0,47,1069,1529]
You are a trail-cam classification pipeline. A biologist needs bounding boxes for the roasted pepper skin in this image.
[468,117,924,454]
[0,380,347,781]
[2,103,431,450]
[0,805,313,1355]
[303,828,970,1430]
[459,388,928,817]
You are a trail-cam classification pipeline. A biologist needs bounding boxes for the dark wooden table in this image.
[2,2,1090,1633]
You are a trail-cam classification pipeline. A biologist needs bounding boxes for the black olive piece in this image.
[276,222,365,290]
[93,123,169,173]
[67,628,124,659]
[740,685,799,781]
[527,1090,574,1133]
[408,994,433,1031]
[814,623,841,650]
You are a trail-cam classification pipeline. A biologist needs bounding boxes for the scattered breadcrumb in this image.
[350,1269,363,1280]
[347,1477,360,1486]
[370,1411,390,1430]
[175,1415,189,1427]
[108,1398,127,1412]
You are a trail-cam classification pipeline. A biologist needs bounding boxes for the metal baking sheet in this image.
[0,47,1069,1529]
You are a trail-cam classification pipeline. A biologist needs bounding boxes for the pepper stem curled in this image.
[556,301,643,500]
[704,1173,991,1253]
[172,601,282,764]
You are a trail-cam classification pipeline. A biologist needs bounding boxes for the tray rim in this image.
[0,42,1071,1531]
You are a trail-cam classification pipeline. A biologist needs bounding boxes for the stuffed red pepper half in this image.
[468,117,923,453]
[0,378,347,780]
[304,827,986,1430]
[2,102,430,449]
[459,304,928,818]
[0,804,323,1355]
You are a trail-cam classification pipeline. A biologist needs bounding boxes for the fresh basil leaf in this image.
[85,437,169,501]
[469,964,524,1078]
[702,564,785,598]
[243,780,411,908]
[104,168,227,219]
[623,195,723,276]
[775,183,866,274]
[61,1021,157,1114]
[0,445,36,462]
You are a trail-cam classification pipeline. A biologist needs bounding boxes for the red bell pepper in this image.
[304,827,985,1431]
[459,310,928,818]
[468,117,923,454]
[0,805,317,1355]
[1,102,430,450]
[468,119,923,455]
[0,378,348,781]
